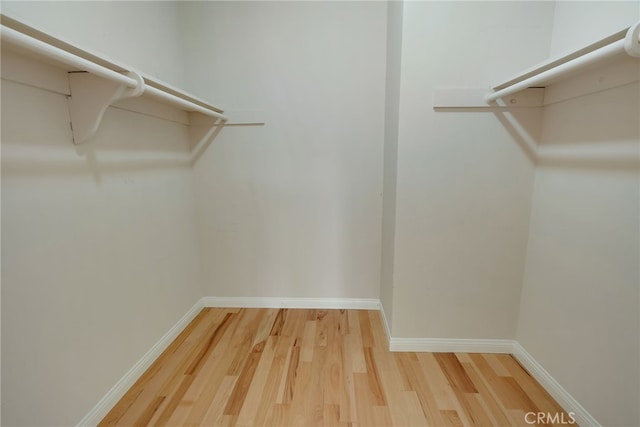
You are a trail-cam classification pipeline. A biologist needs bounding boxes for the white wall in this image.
[517,3,640,425]
[549,1,639,57]
[181,1,387,299]
[1,4,202,425]
[390,1,553,338]
[380,0,403,332]
[2,1,638,425]
[1,1,186,87]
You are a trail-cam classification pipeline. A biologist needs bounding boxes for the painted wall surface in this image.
[380,0,403,332]
[182,2,387,299]
[1,54,203,427]
[549,1,640,57]
[0,4,201,425]
[2,1,638,424]
[1,1,186,87]
[517,3,640,425]
[390,1,553,338]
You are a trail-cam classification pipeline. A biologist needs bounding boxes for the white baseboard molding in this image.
[389,337,516,353]
[76,299,204,426]
[379,310,598,425]
[512,343,600,427]
[200,296,381,310]
[79,297,598,427]
[378,302,514,353]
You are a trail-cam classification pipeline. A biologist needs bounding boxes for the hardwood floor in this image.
[100,308,572,426]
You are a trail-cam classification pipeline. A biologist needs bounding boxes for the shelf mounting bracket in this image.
[67,70,144,144]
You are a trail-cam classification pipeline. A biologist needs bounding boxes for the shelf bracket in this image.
[67,71,144,145]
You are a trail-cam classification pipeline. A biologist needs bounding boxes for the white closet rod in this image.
[485,21,640,104]
[1,25,138,88]
[0,25,227,121]
[143,85,226,119]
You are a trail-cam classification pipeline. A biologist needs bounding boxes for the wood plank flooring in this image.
[100,308,573,426]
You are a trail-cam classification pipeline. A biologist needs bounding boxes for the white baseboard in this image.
[512,343,600,427]
[377,301,515,353]
[200,296,381,310]
[78,296,377,425]
[389,337,516,353]
[76,299,204,426]
[378,310,598,425]
[78,297,599,427]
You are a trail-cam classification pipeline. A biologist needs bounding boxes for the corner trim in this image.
[200,296,381,310]
[512,343,601,427]
[76,299,205,426]
[378,302,392,349]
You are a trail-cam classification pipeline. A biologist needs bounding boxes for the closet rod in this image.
[485,21,640,103]
[1,25,138,89]
[0,24,228,121]
[144,85,226,119]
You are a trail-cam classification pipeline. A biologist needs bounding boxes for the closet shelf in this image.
[485,21,640,104]
[0,14,228,145]
[433,21,640,109]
